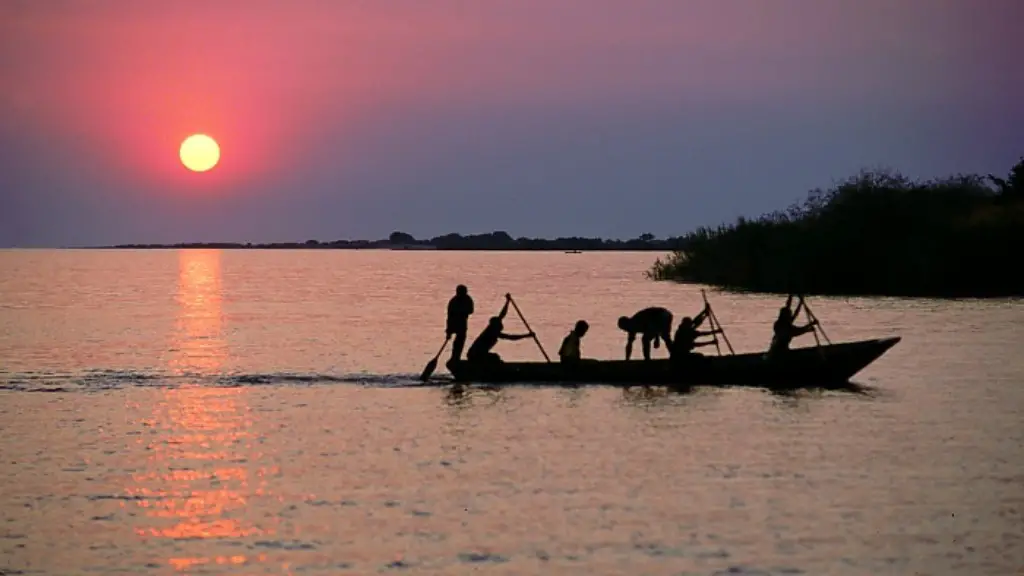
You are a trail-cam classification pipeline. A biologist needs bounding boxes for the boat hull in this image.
[446,337,901,388]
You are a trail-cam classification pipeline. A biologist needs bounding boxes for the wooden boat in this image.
[445,337,901,388]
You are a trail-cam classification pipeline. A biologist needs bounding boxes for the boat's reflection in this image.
[439,378,877,411]
[766,380,880,411]
[767,380,878,397]
[442,382,506,409]
[439,380,704,410]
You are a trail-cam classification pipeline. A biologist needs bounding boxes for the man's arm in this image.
[625,333,635,360]
[792,296,805,318]
[467,297,474,315]
[694,305,710,327]
[794,321,816,336]
[497,296,510,321]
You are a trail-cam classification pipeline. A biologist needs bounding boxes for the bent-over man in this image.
[617,306,673,360]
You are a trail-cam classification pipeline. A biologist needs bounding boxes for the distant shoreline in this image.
[78,231,680,252]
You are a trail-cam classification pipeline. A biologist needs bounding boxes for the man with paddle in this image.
[445,284,474,366]
[419,292,539,381]
[465,293,536,365]
[670,304,722,358]
[768,294,819,358]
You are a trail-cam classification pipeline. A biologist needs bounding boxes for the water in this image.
[1,249,1022,575]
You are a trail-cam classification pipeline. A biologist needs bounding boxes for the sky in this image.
[1,0,1022,247]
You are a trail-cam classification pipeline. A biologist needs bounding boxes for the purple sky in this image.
[1,0,1021,247]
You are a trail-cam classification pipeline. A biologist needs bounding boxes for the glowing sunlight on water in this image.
[0,250,1022,575]
[168,249,227,376]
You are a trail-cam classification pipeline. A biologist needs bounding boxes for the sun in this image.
[179,134,220,172]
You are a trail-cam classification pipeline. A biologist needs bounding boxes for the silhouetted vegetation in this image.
[649,157,1024,298]
[98,231,684,251]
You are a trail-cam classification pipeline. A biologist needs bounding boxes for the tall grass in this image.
[648,158,1024,297]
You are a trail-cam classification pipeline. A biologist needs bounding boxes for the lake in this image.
[1,249,1022,575]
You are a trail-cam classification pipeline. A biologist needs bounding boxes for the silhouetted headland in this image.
[649,157,1024,298]
[92,231,682,252]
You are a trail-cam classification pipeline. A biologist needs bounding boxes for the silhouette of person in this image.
[617,307,673,360]
[768,295,817,357]
[445,284,474,364]
[558,320,590,364]
[670,305,721,369]
[466,294,534,365]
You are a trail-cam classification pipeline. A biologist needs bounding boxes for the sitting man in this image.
[768,295,818,359]
[558,320,590,364]
[466,294,535,365]
[617,306,673,360]
[670,305,721,369]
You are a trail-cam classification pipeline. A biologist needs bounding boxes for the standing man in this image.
[446,284,474,365]
[617,306,673,360]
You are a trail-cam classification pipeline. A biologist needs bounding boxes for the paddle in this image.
[701,291,722,356]
[418,336,451,382]
[701,289,735,355]
[506,294,551,363]
[798,295,832,345]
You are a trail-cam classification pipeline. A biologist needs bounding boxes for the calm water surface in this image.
[1,249,1022,575]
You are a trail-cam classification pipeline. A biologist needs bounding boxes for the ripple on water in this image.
[0,369,425,392]
[457,552,509,563]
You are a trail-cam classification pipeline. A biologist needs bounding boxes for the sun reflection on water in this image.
[168,249,227,376]
[128,250,275,570]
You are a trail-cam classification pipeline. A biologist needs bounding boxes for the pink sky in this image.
[1,0,1021,245]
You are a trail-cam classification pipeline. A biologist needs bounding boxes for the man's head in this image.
[574,320,590,336]
[777,307,792,321]
[617,316,632,331]
[680,316,694,329]
[488,316,503,329]
[456,284,468,296]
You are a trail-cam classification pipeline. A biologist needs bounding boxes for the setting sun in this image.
[179,134,220,172]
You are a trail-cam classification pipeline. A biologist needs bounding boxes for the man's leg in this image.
[450,330,466,362]
[659,326,673,352]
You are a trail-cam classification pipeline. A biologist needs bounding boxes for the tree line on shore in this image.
[102,231,681,251]
[648,157,1024,298]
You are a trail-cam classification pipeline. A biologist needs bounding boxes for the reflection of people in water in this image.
[768,295,817,357]
[466,294,534,365]
[445,284,474,364]
[617,306,673,360]
[558,320,590,364]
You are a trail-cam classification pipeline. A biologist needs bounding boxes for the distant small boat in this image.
[443,337,901,389]
[564,250,582,254]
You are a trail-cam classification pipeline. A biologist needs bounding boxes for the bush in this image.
[648,158,1024,297]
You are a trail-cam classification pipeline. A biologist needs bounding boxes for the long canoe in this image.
[445,337,901,388]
